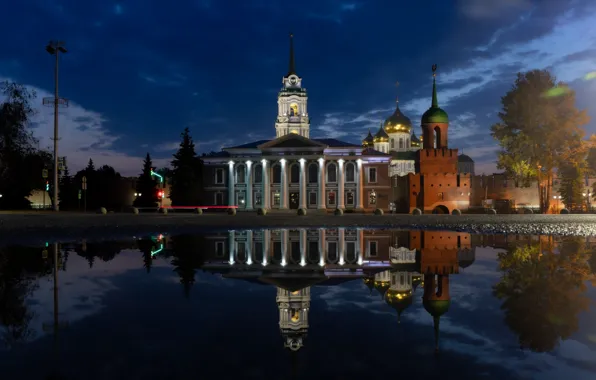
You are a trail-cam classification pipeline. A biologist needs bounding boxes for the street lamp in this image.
[553,195,561,212]
[582,191,592,212]
[44,41,68,212]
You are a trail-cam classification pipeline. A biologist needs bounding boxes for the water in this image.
[1,229,596,380]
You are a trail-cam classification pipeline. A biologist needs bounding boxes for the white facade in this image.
[275,74,310,138]
[277,287,310,351]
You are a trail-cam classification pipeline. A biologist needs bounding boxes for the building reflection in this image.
[201,229,474,353]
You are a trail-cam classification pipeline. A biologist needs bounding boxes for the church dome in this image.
[374,123,389,143]
[362,130,374,148]
[385,289,413,313]
[412,274,423,291]
[384,102,412,134]
[373,280,391,296]
[458,154,474,163]
[421,107,449,124]
[423,299,451,317]
[411,132,421,148]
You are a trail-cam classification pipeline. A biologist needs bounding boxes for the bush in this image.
[334,208,344,216]
[195,208,203,215]
[451,209,461,215]
[159,207,168,215]
[412,208,422,215]
[257,208,267,216]
[297,208,307,216]
[228,208,237,215]
[131,207,139,215]
[374,208,384,215]
[97,207,107,215]
[487,208,497,214]
[523,208,533,214]
[560,208,570,214]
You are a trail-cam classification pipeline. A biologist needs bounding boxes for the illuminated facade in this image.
[201,35,391,212]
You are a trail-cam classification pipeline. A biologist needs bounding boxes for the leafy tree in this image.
[491,70,590,213]
[170,128,203,206]
[73,162,125,211]
[0,82,49,209]
[133,153,159,208]
[493,238,591,352]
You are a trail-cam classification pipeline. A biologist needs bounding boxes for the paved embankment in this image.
[1,211,596,246]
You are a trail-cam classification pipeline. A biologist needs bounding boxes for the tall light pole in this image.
[44,41,68,212]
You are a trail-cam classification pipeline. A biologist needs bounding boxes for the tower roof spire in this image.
[287,33,296,77]
[431,64,438,108]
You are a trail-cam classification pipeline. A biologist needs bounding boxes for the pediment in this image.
[258,134,328,150]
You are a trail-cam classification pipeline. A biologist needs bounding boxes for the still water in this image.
[1,229,596,380]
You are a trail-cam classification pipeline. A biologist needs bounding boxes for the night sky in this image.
[1,0,595,176]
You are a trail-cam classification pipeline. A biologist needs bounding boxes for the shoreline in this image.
[1,212,596,246]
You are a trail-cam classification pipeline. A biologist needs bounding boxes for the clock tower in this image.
[275,34,310,138]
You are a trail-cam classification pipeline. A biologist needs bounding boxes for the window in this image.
[272,165,281,183]
[237,242,246,260]
[291,241,300,262]
[328,242,338,261]
[254,164,262,183]
[273,191,281,206]
[290,164,300,183]
[236,165,245,184]
[215,168,224,184]
[254,191,262,206]
[215,192,224,205]
[236,191,245,207]
[369,190,377,205]
[309,192,317,206]
[369,167,377,183]
[368,241,378,257]
[399,138,404,149]
[346,242,356,262]
[390,139,395,149]
[328,191,336,205]
[308,163,318,183]
[346,191,354,205]
[327,163,337,183]
[345,163,355,182]
[215,241,225,257]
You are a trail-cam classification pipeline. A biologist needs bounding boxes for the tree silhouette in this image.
[137,238,156,273]
[493,237,592,352]
[133,153,159,209]
[170,235,206,298]
[170,128,203,206]
[74,242,123,268]
[490,69,590,212]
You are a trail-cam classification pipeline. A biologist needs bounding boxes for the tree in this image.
[58,165,77,210]
[558,162,585,210]
[170,234,206,298]
[0,82,47,209]
[170,128,203,206]
[133,153,159,209]
[491,70,590,213]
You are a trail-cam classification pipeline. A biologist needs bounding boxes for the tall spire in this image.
[433,316,440,354]
[431,64,438,108]
[287,33,296,76]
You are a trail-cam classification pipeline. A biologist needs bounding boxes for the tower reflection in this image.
[202,228,474,353]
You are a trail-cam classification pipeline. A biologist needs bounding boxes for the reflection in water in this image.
[0,230,595,378]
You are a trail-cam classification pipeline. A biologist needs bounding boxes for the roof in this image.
[362,148,391,156]
[458,154,474,163]
[384,102,412,133]
[313,138,361,148]
[223,137,360,151]
[224,140,270,150]
[374,124,389,140]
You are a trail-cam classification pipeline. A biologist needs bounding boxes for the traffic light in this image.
[157,191,164,199]
[45,181,49,191]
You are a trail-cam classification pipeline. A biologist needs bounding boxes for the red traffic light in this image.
[158,191,164,198]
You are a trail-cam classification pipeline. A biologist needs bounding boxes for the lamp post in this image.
[553,195,561,213]
[582,191,592,212]
[44,41,68,212]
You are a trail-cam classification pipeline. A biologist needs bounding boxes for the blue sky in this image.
[1,0,595,176]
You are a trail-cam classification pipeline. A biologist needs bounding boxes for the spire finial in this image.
[395,81,400,103]
[431,64,438,108]
[287,33,296,76]
[433,316,440,354]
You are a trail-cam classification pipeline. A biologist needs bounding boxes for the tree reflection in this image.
[494,237,592,352]
[137,239,155,273]
[0,246,51,348]
[74,241,123,268]
[170,235,206,298]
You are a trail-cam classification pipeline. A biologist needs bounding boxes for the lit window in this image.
[369,168,377,183]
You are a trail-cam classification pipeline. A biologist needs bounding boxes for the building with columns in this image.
[202,34,391,212]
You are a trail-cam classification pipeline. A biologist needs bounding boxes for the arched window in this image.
[406,138,410,148]
[327,163,337,183]
[390,139,394,149]
[272,164,281,184]
[308,163,318,183]
[236,165,245,184]
[290,164,300,183]
[345,163,355,182]
[399,138,404,149]
[253,164,262,183]
[434,126,441,148]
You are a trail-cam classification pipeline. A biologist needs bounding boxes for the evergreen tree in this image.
[491,69,590,213]
[170,128,203,206]
[558,163,585,210]
[58,165,76,210]
[133,153,159,208]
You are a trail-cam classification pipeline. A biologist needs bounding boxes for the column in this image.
[338,159,345,209]
[228,161,235,206]
[356,228,363,265]
[262,160,270,209]
[356,159,364,209]
[338,227,345,265]
[281,229,289,266]
[246,230,253,265]
[299,159,307,209]
[246,161,253,210]
[262,229,270,266]
[280,159,288,209]
[299,229,307,266]
[228,230,235,265]
[318,158,326,209]
[318,228,326,266]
